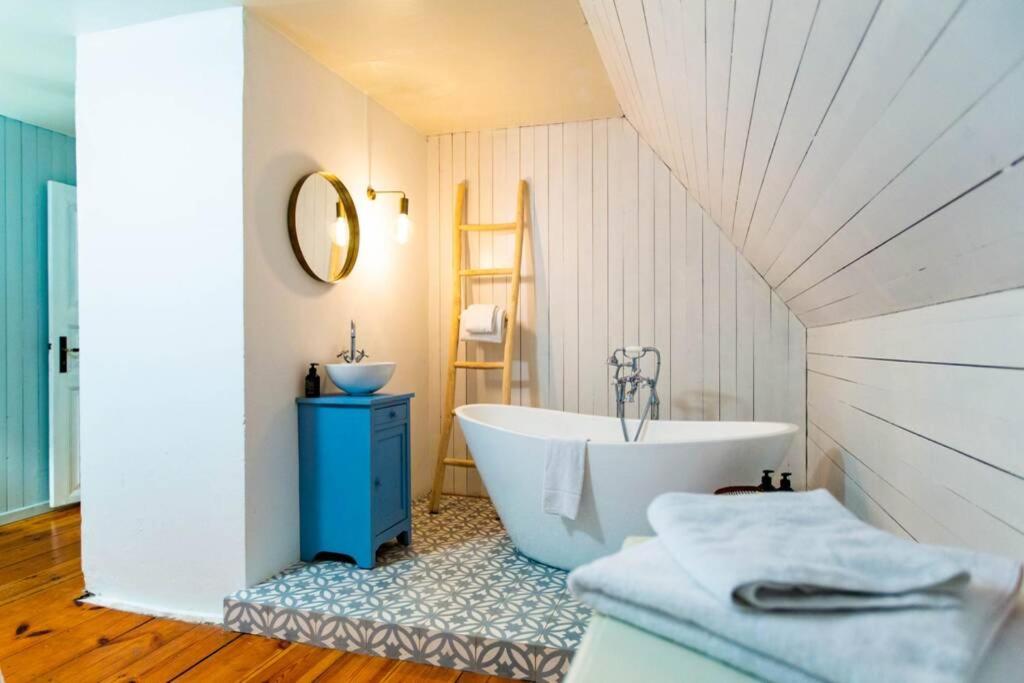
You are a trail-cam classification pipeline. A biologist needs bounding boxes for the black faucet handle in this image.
[759,469,777,492]
[779,472,793,492]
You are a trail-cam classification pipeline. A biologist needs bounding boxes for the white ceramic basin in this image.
[325,362,396,395]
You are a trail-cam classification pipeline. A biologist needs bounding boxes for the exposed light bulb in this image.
[329,200,350,248]
[395,212,411,245]
[330,216,349,248]
[334,217,349,247]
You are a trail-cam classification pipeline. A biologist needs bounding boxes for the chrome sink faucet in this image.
[338,320,368,363]
[608,346,662,442]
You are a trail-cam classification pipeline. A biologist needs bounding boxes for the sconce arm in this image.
[366,187,406,201]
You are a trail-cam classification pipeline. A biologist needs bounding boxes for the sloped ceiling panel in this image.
[580,0,1024,327]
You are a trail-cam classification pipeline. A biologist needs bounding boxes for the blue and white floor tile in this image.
[224,496,592,682]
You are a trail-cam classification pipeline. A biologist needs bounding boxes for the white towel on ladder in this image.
[543,437,588,519]
[459,305,505,343]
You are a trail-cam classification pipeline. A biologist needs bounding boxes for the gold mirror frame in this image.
[288,172,360,283]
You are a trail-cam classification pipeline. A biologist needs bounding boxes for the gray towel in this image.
[569,537,1021,683]
[648,490,973,611]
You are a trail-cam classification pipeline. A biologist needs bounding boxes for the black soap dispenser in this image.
[304,363,321,398]
[759,469,776,492]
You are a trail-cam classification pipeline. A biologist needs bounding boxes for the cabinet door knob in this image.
[374,477,382,488]
[389,409,397,419]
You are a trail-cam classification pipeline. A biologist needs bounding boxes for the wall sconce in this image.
[367,187,412,244]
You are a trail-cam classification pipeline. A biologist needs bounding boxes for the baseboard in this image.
[0,501,52,527]
[83,593,224,625]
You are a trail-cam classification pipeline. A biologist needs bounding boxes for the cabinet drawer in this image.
[373,402,408,428]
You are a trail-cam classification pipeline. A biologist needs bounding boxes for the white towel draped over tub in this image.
[569,491,1023,683]
[543,437,588,520]
[459,304,505,343]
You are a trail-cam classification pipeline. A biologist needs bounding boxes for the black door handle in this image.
[59,336,79,374]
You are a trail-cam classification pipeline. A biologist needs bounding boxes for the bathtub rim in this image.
[454,403,799,447]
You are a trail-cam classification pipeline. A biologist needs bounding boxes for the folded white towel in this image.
[459,305,505,343]
[569,536,1022,683]
[649,490,973,611]
[462,303,498,333]
[543,437,587,519]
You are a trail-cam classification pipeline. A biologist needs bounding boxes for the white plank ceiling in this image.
[580,0,1024,328]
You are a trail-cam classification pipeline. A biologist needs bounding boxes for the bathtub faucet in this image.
[608,346,661,442]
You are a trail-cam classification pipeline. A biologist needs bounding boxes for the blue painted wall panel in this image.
[0,115,75,516]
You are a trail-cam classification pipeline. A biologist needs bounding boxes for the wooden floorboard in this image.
[0,560,83,607]
[100,625,240,682]
[0,576,106,660]
[0,506,518,683]
[0,526,80,569]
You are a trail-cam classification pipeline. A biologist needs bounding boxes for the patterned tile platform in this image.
[224,496,592,682]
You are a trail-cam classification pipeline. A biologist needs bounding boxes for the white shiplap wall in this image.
[580,0,1024,560]
[581,0,1024,326]
[807,289,1024,561]
[427,118,806,496]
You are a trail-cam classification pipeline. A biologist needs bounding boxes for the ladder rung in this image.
[459,267,513,277]
[459,222,516,232]
[443,458,476,468]
[454,361,504,369]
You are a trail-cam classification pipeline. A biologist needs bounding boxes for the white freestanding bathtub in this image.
[456,404,798,570]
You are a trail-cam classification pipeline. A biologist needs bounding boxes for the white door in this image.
[48,181,80,507]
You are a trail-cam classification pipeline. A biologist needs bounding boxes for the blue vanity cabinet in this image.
[296,393,414,568]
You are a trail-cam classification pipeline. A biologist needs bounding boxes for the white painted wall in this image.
[242,14,428,585]
[76,8,247,620]
[77,8,429,617]
[427,118,806,497]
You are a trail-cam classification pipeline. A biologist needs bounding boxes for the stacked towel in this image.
[648,491,971,611]
[543,437,588,520]
[459,304,505,343]
[568,490,1023,683]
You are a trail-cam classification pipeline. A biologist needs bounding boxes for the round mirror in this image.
[288,172,359,283]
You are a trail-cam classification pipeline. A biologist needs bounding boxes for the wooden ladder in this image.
[429,179,528,514]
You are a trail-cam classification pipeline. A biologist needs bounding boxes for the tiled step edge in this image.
[223,598,573,682]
